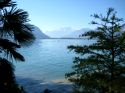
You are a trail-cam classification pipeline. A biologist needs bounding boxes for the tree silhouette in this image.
[0,0,35,93]
[66,8,125,93]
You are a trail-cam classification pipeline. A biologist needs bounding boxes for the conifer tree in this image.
[66,8,125,93]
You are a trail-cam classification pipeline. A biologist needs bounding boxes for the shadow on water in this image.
[16,77,73,93]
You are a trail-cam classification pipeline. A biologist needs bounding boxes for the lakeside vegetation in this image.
[0,0,125,93]
[0,0,35,93]
[66,8,125,93]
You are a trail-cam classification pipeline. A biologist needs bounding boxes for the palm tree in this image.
[0,0,35,92]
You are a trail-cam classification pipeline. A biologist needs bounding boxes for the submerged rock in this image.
[43,89,52,93]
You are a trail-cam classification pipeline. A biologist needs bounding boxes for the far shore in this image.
[43,37,85,39]
[52,38,83,39]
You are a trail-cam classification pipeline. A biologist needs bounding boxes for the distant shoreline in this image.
[43,37,84,39]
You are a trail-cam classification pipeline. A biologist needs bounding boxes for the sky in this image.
[17,0,125,33]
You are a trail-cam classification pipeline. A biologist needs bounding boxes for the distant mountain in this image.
[64,28,91,38]
[44,27,72,38]
[32,25,50,39]
[45,27,91,38]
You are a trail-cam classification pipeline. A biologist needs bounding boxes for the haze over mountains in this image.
[32,25,50,39]
[33,24,125,39]
[32,25,91,39]
[44,27,91,38]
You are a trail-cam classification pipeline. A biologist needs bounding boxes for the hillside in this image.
[32,25,50,39]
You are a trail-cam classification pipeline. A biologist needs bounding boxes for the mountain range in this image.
[32,26,91,39]
[32,25,50,39]
[44,27,91,38]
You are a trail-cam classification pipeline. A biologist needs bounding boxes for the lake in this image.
[14,39,86,93]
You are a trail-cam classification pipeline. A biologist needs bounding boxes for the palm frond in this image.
[0,39,25,61]
[1,6,35,46]
[0,57,15,84]
[0,0,16,9]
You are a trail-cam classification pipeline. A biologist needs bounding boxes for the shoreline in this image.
[50,78,72,84]
[17,77,73,93]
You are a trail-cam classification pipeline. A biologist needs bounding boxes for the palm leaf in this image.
[2,6,35,46]
[0,0,16,9]
[0,39,24,61]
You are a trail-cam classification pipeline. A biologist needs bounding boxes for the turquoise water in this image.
[15,39,84,82]
[14,39,88,93]
[15,39,85,82]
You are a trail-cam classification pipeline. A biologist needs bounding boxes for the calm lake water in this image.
[14,39,87,92]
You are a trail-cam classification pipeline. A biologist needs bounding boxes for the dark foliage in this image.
[0,0,16,9]
[0,58,23,93]
[66,8,125,93]
[0,0,35,93]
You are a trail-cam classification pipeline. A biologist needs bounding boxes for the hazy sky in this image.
[17,0,125,32]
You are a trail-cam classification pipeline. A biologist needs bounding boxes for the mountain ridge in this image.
[32,25,50,39]
[44,28,91,38]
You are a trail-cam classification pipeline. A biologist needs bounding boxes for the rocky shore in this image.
[17,77,73,93]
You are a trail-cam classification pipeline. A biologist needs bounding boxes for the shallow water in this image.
[14,39,87,93]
